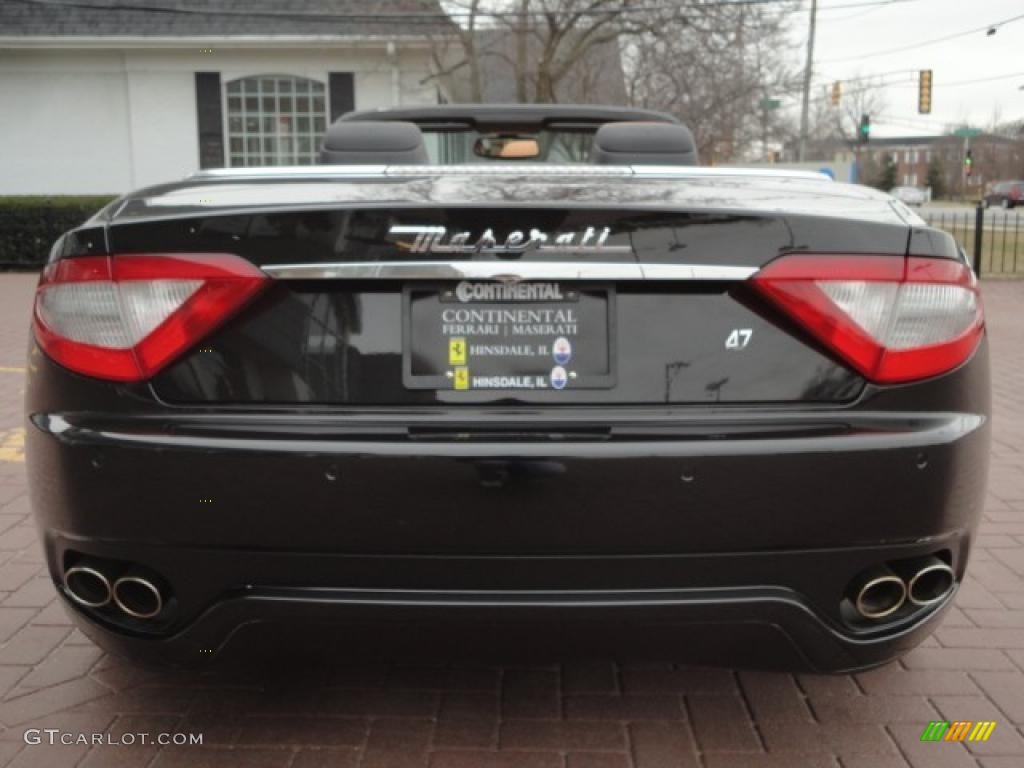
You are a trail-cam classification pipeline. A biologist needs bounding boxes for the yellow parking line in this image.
[0,367,26,374]
[0,428,24,463]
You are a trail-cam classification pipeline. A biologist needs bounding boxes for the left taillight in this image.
[33,253,267,381]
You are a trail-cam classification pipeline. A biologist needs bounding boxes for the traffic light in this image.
[831,81,841,106]
[858,114,871,143]
[918,69,933,114]
[965,148,973,176]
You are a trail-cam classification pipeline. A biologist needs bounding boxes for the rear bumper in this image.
[30,408,987,672]
[26,344,991,671]
[63,578,958,673]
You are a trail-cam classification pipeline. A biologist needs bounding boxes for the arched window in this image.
[225,75,327,167]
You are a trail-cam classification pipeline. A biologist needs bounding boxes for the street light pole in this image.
[798,0,818,162]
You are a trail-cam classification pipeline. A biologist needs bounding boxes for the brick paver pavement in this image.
[0,271,1022,767]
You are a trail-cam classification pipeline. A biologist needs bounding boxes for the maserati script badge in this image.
[389,224,630,255]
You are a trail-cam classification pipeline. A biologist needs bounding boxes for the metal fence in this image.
[922,206,1023,277]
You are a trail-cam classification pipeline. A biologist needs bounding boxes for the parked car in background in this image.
[984,181,1024,209]
[889,185,927,206]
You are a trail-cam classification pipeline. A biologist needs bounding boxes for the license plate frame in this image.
[402,282,617,392]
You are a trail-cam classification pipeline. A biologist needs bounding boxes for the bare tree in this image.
[624,2,798,162]
[425,0,802,162]
[430,1,668,104]
[527,1,660,103]
[833,76,887,144]
[427,0,487,102]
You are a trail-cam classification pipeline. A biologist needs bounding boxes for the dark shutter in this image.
[329,73,355,122]
[195,72,224,169]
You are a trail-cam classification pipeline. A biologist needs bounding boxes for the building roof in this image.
[0,0,455,39]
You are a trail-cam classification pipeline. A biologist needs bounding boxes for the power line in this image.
[795,70,1024,106]
[888,70,1024,89]
[815,68,917,85]
[819,12,1024,63]
[874,112,948,128]
[817,0,920,22]
[871,115,950,133]
[813,0,919,12]
[4,0,931,24]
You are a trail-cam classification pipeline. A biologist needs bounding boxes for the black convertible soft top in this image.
[339,104,679,130]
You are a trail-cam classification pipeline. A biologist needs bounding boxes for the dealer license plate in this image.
[403,281,615,391]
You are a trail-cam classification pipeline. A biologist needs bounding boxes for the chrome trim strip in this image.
[632,165,834,182]
[188,164,831,183]
[261,261,758,282]
[188,165,388,180]
[384,165,634,177]
[639,263,759,281]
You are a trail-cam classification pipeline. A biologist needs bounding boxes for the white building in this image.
[0,1,456,195]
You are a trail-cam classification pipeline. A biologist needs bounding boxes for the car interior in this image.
[319,118,699,166]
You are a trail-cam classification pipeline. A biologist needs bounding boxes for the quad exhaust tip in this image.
[111,573,164,619]
[852,565,907,620]
[906,557,955,606]
[63,564,113,609]
[849,554,956,621]
[63,556,167,620]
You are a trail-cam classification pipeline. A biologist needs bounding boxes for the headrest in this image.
[591,122,698,166]
[320,120,428,164]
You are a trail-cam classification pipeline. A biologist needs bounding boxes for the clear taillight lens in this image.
[751,255,984,384]
[33,254,267,381]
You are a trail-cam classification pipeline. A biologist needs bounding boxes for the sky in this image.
[793,0,1024,137]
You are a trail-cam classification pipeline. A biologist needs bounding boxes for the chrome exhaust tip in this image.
[851,566,907,620]
[112,573,164,619]
[906,557,955,606]
[64,564,112,608]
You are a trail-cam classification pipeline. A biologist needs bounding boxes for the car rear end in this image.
[25,168,990,672]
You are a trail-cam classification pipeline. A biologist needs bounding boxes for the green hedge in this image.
[0,196,118,268]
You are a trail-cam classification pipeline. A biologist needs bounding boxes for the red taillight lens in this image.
[751,254,983,384]
[33,253,267,381]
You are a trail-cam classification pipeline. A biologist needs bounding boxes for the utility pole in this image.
[962,135,968,197]
[798,0,818,162]
[762,102,769,161]
[954,127,982,199]
[515,0,529,102]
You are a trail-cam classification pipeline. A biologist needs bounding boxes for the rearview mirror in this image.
[473,135,540,160]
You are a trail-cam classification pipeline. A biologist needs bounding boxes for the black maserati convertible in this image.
[26,105,989,671]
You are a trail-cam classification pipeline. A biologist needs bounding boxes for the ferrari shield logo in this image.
[449,337,467,366]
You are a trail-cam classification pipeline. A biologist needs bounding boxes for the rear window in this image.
[420,127,595,164]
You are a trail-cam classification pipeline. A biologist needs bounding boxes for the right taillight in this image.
[751,254,984,384]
